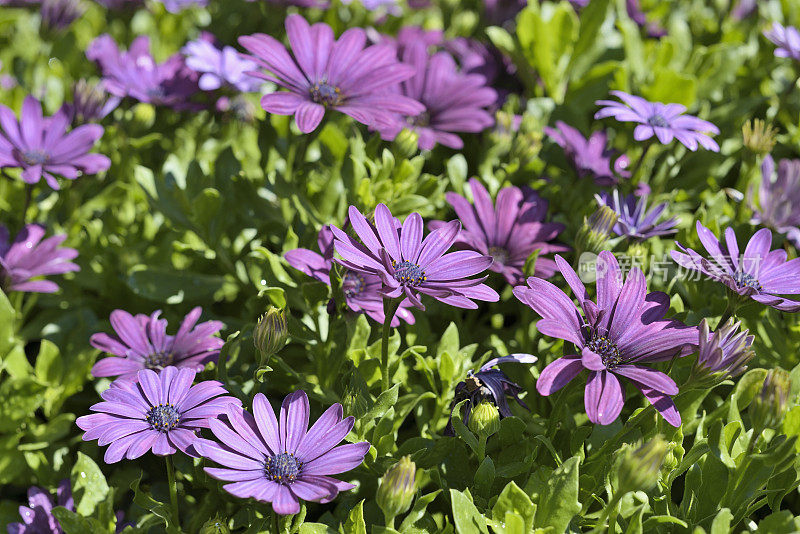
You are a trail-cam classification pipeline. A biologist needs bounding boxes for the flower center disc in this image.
[647,114,669,128]
[587,335,622,369]
[264,452,302,485]
[146,404,181,432]
[487,246,509,265]
[343,270,366,298]
[20,149,50,166]
[310,82,342,106]
[144,351,174,370]
[393,260,426,286]
[408,111,430,127]
[734,271,762,291]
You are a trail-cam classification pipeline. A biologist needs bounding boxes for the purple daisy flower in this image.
[66,80,121,124]
[483,0,526,24]
[7,480,72,534]
[764,22,800,62]
[595,91,720,152]
[331,204,499,310]
[444,353,537,436]
[430,178,568,284]
[378,42,497,150]
[41,0,84,31]
[285,225,415,326]
[183,36,262,93]
[93,0,144,7]
[694,318,753,381]
[595,190,677,241]
[195,390,369,515]
[76,367,240,463]
[514,252,698,426]
[0,224,79,293]
[0,96,110,190]
[626,0,667,38]
[157,0,206,12]
[239,14,424,133]
[751,155,800,248]
[87,34,200,110]
[671,221,800,312]
[731,0,757,20]
[90,307,224,382]
[544,121,631,186]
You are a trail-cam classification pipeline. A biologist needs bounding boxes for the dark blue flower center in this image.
[264,452,302,485]
[392,260,426,286]
[343,270,366,298]
[20,149,50,166]
[587,335,622,368]
[146,86,166,99]
[310,82,342,106]
[487,246,509,265]
[408,111,430,127]
[143,351,174,370]
[647,114,669,128]
[734,271,762,291]
[146,404,181,432]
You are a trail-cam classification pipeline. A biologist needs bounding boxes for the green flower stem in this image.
[165,455,180,531]
[380,297,402,392]
[477,434,487,462]
[629,140,654,184]
[383,511,396,530]
[716,302,737,330]
[590,492,623,534]
[20,184,32,229]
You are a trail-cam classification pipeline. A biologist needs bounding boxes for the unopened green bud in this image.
[377,456,416,522]
[742,119,777,155]
[468,402,501,439]
[751,367,791,433]
[617,436,668,493]
[253,307,288,363]
[393,128,420,158]
[575,206,618,255]
[130,103,156,129]
[200,517,230,534]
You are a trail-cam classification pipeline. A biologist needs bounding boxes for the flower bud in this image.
[617,436,668,493]
[692,318,754,384]
[393,128,420,159]
[253,307,288,363]
[468,401,501,439]
[376,456,416,521]
[575,205,619,255]
[751,367,791,433]
[200,518,230,534]
[742,119,777,155]
[131,103,156,130]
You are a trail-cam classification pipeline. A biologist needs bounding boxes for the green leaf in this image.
[533,455,580,533]
[300,523,337,534]
[450,489,488,534]
[0,288,16,359]
[641,70,697,107]
[126,267,233,305]
[340,500,366,534]
[51,507,107,534]
[709,508,733,534]
[364,384,400,422]
[71,452,110,517]
[491,482,535,533]
[34,340,62,384]
[399,490,441,531]
[131,474,179,534]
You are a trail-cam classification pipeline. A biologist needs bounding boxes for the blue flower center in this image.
[487,246,509,265]
[647,114,669,128]
[146,86,166,99]
[392,260,426,286]
[408,111,430,127]
[587,335,622,368]
[264,452,302,485]
[20,149,50,166]
[343,270,366,298]
[146,404,181,432]
[310,82,342,106]
[143,351,174,370]
[734,271,762,292]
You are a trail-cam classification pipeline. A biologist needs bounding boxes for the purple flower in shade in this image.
[156,0,206,11]
[694,318,754,381]
[514,252,698,426]
[7,480,72,534]
[195,390,369,515]
[444,353,537,436]
[379,42,497,150]
[751,155,800,248]
[595,190,677,241]
[671,221,800,312]
[430,178,568,284]
[93,0,143,7]
[284,225,415,326]
[87,35,200,110]
[90,307,224,382]
[66,79,121,124]
[626,0,667,38]
[239,14,424,133]
[0,96,110,190]
[483,0,526,25]
[331,204,499,310]
[731,0,757,20]
[183,36,262,93]
[76,367,241,463]
[41,0,85,31]
[544,121,631,186]
[594,91,720,152]
[764,23,800,62]
[0,224,79,293]
[342,0,399,12]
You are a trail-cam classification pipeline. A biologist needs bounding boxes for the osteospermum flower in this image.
[378,42,497,150]
[40,0,84,31]
[87,34,199,109]
[514,252,697,426]
[196,390,370,515]
[693,318,754,381]
[7,480,72,534]
[76,367,240,463]
[626,0,667,38]
[90,307,224,381]
[332,204,499,310]
[285,225,415,326]
[66,79,121,124]
[544,121,630,186]
[751,155,800,249]
[0,224,79,293]
[671,221,800,312]
[157,0,206,11]
[0,96,110,189]
[444,353,537,435]
[183,36,262,93]
[595,91,720,152]
[764,22,800,62]
[239,14,424,133]
[595,190,677,241]
[430,179,568,284]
